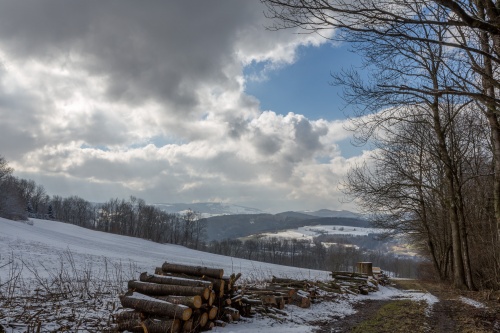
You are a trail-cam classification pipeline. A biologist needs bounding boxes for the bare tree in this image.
[262,0,500,289]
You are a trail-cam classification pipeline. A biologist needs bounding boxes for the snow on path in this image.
[459,296,486,309]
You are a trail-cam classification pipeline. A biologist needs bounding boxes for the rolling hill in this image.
[204,214,371,241]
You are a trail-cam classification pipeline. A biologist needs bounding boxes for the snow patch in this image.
[459,296,486,309]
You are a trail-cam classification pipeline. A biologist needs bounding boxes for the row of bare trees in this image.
[262,0,500,289]
[0,156,207,250]
[94,197,206,249]
[0,156,49,221]
[204,236,418,278]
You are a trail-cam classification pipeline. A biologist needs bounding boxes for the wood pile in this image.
[114,261,244,332]
[330,271,381,295]
[114,262,389,332]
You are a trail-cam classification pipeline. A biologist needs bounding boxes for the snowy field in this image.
[262,225,386,240]
[0,218,330,282]
[0,218,446,332]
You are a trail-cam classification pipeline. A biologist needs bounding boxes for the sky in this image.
[0,1,372,213]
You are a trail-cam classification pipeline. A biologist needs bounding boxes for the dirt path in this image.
[314,281,500,333]
[313,299,391,333]
[424,283,500,333]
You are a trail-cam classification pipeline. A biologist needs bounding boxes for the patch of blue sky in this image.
[80,143,109,151]
[148,135,187,148]
[244,43,364,121]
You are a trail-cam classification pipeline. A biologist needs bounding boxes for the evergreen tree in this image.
[48,204,54,219]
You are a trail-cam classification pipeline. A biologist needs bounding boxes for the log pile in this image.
[330,271,381,295]
[115,262,244,332]
[114,262,389,332]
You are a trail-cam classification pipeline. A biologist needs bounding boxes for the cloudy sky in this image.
[0,1,370,213]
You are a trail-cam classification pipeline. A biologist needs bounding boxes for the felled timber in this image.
[191,311,209,329]
[200,276,225,298]
[182,318,194,332]
[116,318,181,333]
[119,291,192,321]
[161,262,224,279]
[113,310,145,323]
[152,295,202,309]
[207,306,218,320]
[223,307,240,321]
[128,280,210,299]
[140,272,213,288]
[290,292,311,308]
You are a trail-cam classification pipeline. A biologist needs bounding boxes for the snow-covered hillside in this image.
[0,218,329,282]
[0,217,443,333]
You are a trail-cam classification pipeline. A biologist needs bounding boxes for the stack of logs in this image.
[114,262,387,332]
[115,261,240,332]
[330,271,381,295]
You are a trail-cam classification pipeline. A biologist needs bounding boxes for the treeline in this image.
[0,156,206,249]
[203,236,418,278]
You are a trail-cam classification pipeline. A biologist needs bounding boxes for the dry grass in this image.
[0,250,137,332]
[351,300,428,333]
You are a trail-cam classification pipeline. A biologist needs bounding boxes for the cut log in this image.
[241,297,263,306]
[182,318,193,332]
[140,272,213,288]
[162,262,224,279]
[260,295,277,306]
[128,280,209,299]
[200,277,225,298]
[153,295,202,309]
[192,311,209,328]
[208,290,216,307]
[290,293,311,308]
[117,318,181,333]
[207,306,218,320]
[120,292,192,320]
[113,310,144,323]
[223,307,240,321]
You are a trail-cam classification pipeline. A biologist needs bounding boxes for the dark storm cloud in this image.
[0,1,263,112]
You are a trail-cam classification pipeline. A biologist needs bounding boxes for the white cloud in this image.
[0,1,367,212]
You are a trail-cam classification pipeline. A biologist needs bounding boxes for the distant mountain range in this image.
[203,213,371,241]
[152,202,362,219]
[151,202,367,241]
[152,202,263,217]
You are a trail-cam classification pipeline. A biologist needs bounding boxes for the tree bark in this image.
[140,272,212,288]
[152,295,202,309]
[120,291,192,321]
[116,318,181,333]
[128,280,209,299]
[161,262,224,279]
